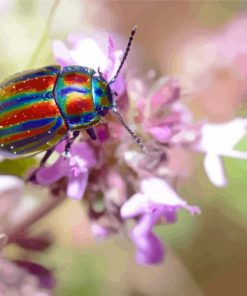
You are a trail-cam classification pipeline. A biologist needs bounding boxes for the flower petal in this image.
[120,193,148,218]
[150,77,180,108]
[52,40,74,66]
[0,175,23,192]
[132,230,164,265]
[132,212,161,235]
[70,142,96,168]
[204,153,227,187]
[141,177,188,207]
[70,38,107,70]
[67,171,88,200]
[197,118,247,154]
[147,125,172,143]
[36,158,69,185]
[91,223,112,240]
[130,213,165,264]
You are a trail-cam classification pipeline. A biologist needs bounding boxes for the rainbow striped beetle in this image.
[0,26,147,171]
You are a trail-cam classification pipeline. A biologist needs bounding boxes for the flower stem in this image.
[6,195,66,243]
[26,0,60,68]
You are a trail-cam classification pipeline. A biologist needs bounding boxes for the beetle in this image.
[0,26,147,170]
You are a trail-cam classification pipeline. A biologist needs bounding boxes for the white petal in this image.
[0,175,23,193]
[198,118,247,154]
[70,38,107,70]
[141,178,187,206]
[52,40,74,66]
[204,153,227,187]
[121,193,148,218]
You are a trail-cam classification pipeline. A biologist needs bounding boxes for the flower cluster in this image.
[1,27,247,271]
[8,29,241,266]
[0,175,55,295]
[32,34,203,265]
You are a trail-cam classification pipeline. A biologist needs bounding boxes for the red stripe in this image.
[63,73,90,86]
[4,75,56,96]
[1,124,54,143]
[0,101,60,127]
[66,96,94,115]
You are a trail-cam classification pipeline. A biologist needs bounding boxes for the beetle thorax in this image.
[54,66,113,131]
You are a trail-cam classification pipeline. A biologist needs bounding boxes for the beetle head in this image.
[92,73,113,117]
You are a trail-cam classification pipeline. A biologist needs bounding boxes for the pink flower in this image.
[91,223,112,240]
[121,177,200,264]
[88,169,127,240]
[193,118,247,187]
[130,76,200,148]
[212,16,247,76]
[36,141,96,200]
[0,175,24,231]
[52,32,125,96]
[175,16,247,121]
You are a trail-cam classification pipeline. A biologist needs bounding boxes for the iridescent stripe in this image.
[0,92,54,113]
[0,100,60,127]
[59,87,88,97]
[54,66,99,130]
[2,117,66,155]
[0,65,68,157]
[0,118,56,139]
[0,66,60,87]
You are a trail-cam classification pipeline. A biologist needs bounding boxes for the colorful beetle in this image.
[0,27,147,169]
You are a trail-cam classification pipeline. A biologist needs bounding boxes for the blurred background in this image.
[1,1,247,295]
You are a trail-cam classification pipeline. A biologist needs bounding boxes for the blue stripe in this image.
[59,87,89,97]
[3,117,65,153]
[14,117,66,154]
[0,118,56,138]
[0,92,54,112]
[67,112,98,125]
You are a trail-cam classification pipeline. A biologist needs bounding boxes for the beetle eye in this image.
[95,87,103,97]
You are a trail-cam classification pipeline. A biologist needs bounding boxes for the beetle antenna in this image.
[111,104,148,154]
[109,25,137,85]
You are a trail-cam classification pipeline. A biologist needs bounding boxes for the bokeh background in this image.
[1,1,247,295]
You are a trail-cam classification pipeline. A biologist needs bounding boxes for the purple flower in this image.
[91,223,113,240]
[36,141,96,200]
[52,32,125,96]
[121,177,200,264]
[130,76,200,148]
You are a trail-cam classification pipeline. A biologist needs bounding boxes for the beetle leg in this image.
[86,128,97,140]
[40,147,56,167]
[27,147,55,182]
[64,131,80,157]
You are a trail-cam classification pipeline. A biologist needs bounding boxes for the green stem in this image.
[6,194,66,243]
[26,0,60,69]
